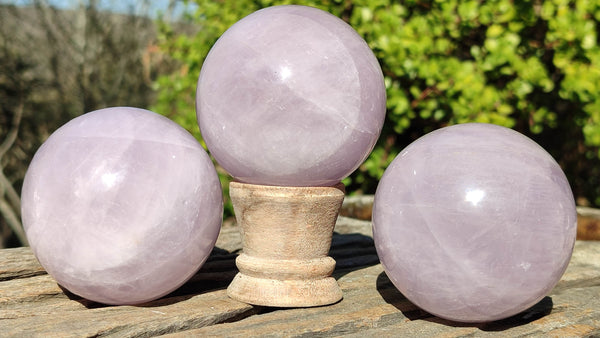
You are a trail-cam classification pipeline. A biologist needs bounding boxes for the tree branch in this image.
[0,170,20,218]
[0,99,23,160]
[0,96,24,215]
[0,198,28,246]
[0,82,25,246]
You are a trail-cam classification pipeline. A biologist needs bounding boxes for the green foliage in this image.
[153,0,600,210]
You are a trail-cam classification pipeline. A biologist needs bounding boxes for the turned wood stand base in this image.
[226,181,345,307]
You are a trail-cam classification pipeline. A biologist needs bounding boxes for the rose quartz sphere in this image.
[21,107,223,305]
[196,5,386,187]
[373,123,577,323]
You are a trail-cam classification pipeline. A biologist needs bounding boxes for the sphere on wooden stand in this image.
[196,5,386,306]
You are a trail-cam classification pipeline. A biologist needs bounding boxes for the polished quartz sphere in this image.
[372,123,577,323]
[196,5,386,187]
[21,107,223,305]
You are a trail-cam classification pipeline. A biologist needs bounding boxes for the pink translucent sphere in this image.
[196,5,386,187]
[21,107,223,305]
[373,123,577,323]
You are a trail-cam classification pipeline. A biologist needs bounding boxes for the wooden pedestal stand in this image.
[226,181,345,307]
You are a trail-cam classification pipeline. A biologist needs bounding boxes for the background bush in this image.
[154,0,600,215]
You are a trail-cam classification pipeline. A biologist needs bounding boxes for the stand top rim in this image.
[230,181,345,197]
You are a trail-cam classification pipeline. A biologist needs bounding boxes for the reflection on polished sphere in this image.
[373,123,577,323]
[197,5,386,187]
[21,107,223,305]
